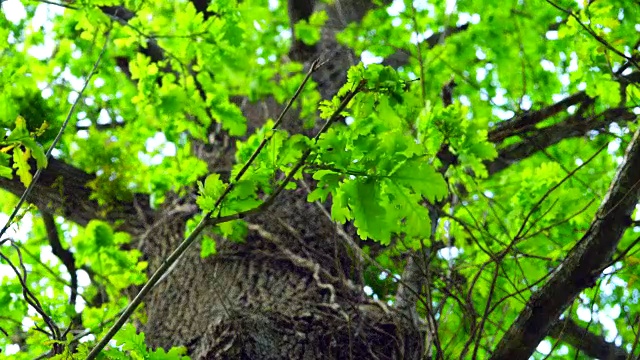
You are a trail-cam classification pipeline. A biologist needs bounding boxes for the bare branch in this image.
[0,156,155,235]
[1,29,111,243]
[41,212,78,307]
[548,318,628,360]
[382,24,470,68]
[487,91,590,144]
[486,106,636,176]
[490,122,640,359]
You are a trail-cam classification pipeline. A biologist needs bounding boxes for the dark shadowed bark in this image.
[548,318,628,360]
[135,1,424,358]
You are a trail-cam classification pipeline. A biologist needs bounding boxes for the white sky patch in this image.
[565,54,578,74]
[387,0,405,16]
[476,68,487,82]
[40,245,58,265]
[576,305,592,322]
[4,343,20,356]
[77,269,91,287]
[520,95,532,110]
[557,345,569,355]
[139,132,177,165]
[97,109,111,125]
[609,122,624,136]
[552,93,567,103]
[413,0,435,14]
[457,13,480,26]
[2,0,27,24]
[445,0,456,15]
[20,3,65,60]
[363,285,374,296]
[493,108,515,120]
[545,31,558,40]
[0,214,33,279]
[0,213,32,241]
[61,67,86,92]
[438,247,460,260]
[361,50,383,65]
[410,31,425,44]
[94,78,106,88]
[80,334,96,343]
[491,88,508,106]
[559,73,570,87]
[75,294,86,313]
[536,340,552,355]
[278,29,291,41]
[608,139,621,154]
[540,59,556,72]
[21,316,35,332]
[45,286,54,298]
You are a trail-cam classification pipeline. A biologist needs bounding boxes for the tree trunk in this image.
[137,1,422,358]
[141,191,421,359]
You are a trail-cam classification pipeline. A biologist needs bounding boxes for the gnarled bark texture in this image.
[137,1,423,358]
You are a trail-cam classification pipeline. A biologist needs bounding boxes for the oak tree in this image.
[1,0,640,359]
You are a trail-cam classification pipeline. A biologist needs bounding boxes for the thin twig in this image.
[86,67,363,360]
[0,28,112,244]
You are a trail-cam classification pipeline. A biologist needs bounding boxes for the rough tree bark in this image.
[137,1,423,358]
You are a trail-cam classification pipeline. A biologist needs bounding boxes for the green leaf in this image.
[12,146,32,187]
[203,174,226,199]
[345,179,391,243]
[294,10,328,45]
[201,235,217,257]
[113,323,147,355]
[390,158,448,202]
[20,137,47,168]
[308,170,341,202]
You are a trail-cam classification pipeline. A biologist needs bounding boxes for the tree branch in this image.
[486,106,636,175]
[287,0,317,61]
[0,155,155,235]
[548,318,628,360]
[41,211,78,307]
[383,24,470,68]
[490,122,640,359]
[487,91,590,144]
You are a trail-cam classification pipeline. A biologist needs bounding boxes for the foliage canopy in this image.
[1,0,640,359]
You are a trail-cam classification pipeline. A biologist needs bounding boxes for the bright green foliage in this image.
[73,324,188,360]
[2,0,640,358]
[1,117,48,186]
[294,10,328,45]
[73,221,147,293]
